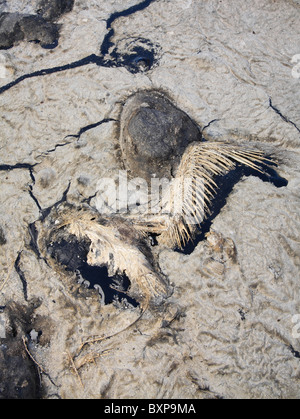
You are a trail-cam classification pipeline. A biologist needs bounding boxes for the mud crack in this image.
[101,0,156,55]
[269,98,300,135]
[36,118,117,159]
[14,252,28,301]
[0,163,37,172]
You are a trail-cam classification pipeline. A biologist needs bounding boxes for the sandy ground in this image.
[0,0,300,399]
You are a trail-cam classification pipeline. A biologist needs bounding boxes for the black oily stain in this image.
[79,263,139,307]
[289,345,300,359]
[104,37,160,74]
[0,226,6,246]
[178,160,288,255]
[238,309,246,321]
[48,235,90,272]
[48,234,139,307]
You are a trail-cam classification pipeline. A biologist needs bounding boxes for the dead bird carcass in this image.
[38,90,273,306]
[38,204,170,308]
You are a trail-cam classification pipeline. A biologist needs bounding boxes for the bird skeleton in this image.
[128,141,271,249]
[44,140,272,304]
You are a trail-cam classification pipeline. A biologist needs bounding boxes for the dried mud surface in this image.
[0,0,300,399]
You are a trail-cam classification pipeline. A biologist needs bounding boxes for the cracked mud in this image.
[0,0,300,400]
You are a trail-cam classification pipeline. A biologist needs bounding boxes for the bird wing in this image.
[130,142,271,249]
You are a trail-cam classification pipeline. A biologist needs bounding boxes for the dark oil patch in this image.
[103,36,161,74]
[289,345,300,359]
[48,233,139,307]
[48,235,90,272]
[0,226,6,246]
[78,262,139,307]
